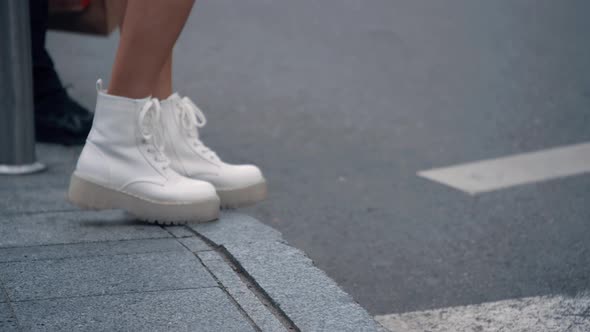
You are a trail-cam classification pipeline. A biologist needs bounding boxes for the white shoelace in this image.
[177,97,219,161]
[138,99,171,169]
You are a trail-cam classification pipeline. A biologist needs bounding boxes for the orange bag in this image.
[48,0,125,35]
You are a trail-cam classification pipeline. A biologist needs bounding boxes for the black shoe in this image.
[35,90,93,145]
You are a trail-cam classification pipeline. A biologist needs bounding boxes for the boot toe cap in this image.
[124,178,219,204]
[219,164,265,189]
[174,178,219,202]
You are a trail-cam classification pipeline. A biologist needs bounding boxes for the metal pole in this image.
[0,0,45,175]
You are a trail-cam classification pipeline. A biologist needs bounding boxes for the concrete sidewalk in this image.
[0,144,383,332]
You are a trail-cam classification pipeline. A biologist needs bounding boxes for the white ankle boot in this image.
[68,81,220,224]
[160,94,267,208]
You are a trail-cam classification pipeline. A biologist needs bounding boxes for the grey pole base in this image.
[0,162,46,175]
[0,0,45,176]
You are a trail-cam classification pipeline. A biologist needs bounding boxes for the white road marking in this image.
[375,293,590,332]
[418,142,590,194]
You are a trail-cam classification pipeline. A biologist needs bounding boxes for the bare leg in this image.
[153,53,173,99]
[117,1,173,99]
[108,0,194,99]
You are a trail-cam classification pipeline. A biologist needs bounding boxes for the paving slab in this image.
[0,144,79,214]
[0,210,170,248]
[189,213,382,332]
[178,236,212,252]
[164,226,196,238]
[198,250,288,332]
[0,164,70,192]
[13,288,256,332]
[192,212,283,244]
[0,187,77,216]
[0,251,216,301]
[0,302,18,331]
[0,145,79,186]
[0,238,185,263]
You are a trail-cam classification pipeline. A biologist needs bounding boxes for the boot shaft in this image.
[75,85,171,188]
[160,94,222,177]
[88,90,150,148]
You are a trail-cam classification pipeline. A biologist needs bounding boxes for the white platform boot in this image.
[160,94,267,208]
[68,81,220,224]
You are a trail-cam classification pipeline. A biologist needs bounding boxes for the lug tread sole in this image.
[217,181,268,209]
[68,174,219,225]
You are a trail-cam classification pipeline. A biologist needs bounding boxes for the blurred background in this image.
[13,0,590,326]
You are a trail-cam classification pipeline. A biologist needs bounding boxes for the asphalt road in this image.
[48,0,590,316]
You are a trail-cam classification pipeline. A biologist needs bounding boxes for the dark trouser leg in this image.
[29,0,63,100]
[29,0,93,145]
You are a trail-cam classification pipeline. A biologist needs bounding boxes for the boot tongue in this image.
[174,96,219,162]
[168,92,182,101]
[177,97,206,138]
[166,93,195,134]
[138,99,172,173]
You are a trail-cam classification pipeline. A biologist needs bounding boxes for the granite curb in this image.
[186,213,384,332]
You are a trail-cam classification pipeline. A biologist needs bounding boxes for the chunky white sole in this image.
[67,174,219,225]
[217,180,267,209]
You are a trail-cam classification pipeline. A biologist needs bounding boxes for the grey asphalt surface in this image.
[48,0,590,315]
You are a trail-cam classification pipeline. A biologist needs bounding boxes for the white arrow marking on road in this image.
[418,142,590,194]
[375,293,590,332]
